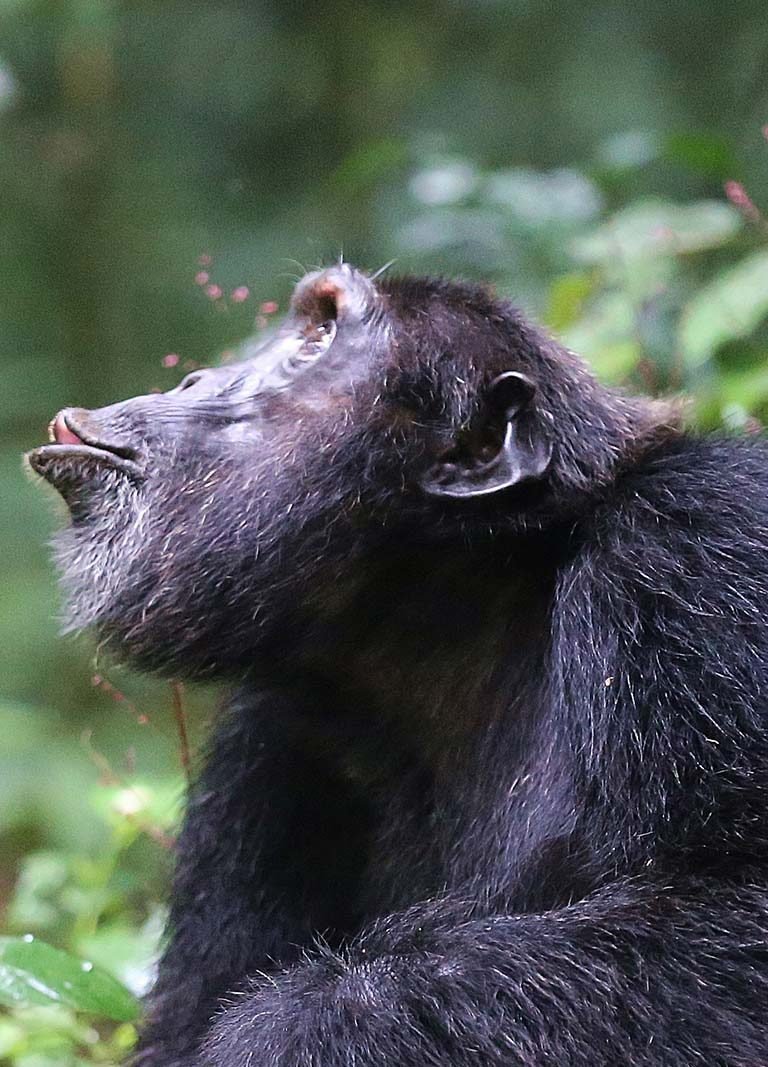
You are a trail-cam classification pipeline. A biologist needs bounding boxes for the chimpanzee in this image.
[28,264,768,1066]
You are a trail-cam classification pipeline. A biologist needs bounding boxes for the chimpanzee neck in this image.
[270,534,561,781]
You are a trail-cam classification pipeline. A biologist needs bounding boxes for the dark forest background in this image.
[1,1,767,1060]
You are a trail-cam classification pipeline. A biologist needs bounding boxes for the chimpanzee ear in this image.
[292,264,378,324]
[420,371,553,500]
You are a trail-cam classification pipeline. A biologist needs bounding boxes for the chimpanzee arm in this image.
[202,877,768,1066]
[134,689,367,1067]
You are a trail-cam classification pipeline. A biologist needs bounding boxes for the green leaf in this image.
[0,1018,25,1058]
[664,132,736,179]
[573,199,741,264]
[561,292,642,383]
[679,251,768,367]
[0,937,139,1022]
[545,272,596,331]
[77,908,166,997]
[8,851,71,931]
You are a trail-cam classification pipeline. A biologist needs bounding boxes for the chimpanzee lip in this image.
[26,413,142,484]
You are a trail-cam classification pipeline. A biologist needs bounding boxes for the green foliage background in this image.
[0,0,767,1061]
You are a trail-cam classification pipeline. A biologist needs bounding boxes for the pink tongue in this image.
[53,413,84,446]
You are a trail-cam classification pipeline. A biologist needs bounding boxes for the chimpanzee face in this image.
[27,265,554,678]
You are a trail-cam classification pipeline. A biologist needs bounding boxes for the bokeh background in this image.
[1,0,767,1061]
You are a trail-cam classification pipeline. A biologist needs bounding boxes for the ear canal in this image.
[419,371,553,501]
[487,371,537,415]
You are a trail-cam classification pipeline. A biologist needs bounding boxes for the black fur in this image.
[28,266,768,1065]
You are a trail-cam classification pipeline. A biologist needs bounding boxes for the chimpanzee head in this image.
[27,264,667,678]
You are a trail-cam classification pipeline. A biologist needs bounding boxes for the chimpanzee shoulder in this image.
[594,430,768,570]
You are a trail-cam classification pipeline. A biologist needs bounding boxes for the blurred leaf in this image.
[77,908,165,997]
[545,272,596,331]
[561,292,642,382]
[8,853,70,931]
[112,1022,138,1053]
[703,365,768,415]
[332,139,408,196]
[597,129,661,170]
[679,251,768,367]
[573,199,742,264]
[485,167,602,226]
[90,780,181,833]
[723,366,768,409]
[398,207,508,256]
[0,938,138,1021]
[582,339,641,383]
[409,158,478,206]
[0,1004,98,1061]
[665,132,736,179]
[0,1018,25,1057]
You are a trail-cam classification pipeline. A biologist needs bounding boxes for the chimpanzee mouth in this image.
[26,411,143,489]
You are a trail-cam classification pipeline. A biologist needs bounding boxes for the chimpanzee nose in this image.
[49,407,137,459]
[50,409,86,445]
[49,407,106,446]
